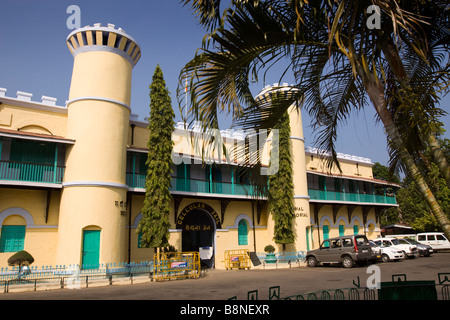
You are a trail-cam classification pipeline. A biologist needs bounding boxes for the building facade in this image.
[0,24,398,269]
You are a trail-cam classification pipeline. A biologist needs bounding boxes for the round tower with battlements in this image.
[256,83,310,252]
[56,23,141,267]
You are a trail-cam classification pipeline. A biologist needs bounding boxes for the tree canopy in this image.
[137,65,175,249]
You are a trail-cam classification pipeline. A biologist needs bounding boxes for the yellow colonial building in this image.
[0,24,398,269]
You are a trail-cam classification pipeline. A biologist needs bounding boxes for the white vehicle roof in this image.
[417,232,445,235]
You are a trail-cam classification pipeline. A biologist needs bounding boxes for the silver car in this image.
[306,235,373,268]
[400,238,433,257]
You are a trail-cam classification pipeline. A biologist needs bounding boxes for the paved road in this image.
[1,252,448,301]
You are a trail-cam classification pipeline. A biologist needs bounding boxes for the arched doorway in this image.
[177,202,221,268]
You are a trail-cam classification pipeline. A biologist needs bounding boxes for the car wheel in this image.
[381,254,390,263]
[341,256,353,268]
[307,256,318,268]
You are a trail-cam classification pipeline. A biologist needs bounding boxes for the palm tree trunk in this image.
[380,38,450,187]
[426,133,450,188]
[359,67,450,240]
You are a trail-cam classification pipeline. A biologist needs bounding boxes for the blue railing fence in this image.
[0,261,154,292]
[256,251,306,264]
[0,160,65,184]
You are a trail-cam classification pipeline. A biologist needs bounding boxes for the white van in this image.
[416,232,450,252]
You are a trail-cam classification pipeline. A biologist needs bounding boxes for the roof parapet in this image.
[0,87,63,110]
[66,22,141,67]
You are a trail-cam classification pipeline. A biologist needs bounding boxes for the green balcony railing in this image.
[0,160,65,184]
[126,173,257,197]
[308,189,397,205]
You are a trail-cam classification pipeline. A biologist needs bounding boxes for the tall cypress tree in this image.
[137,65,175,250]
[268,102,296,247]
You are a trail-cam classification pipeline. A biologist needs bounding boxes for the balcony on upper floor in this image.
[0,160,65,184]
[0,135,68,187]
[307,173,397,206]
[308,189,397,205]
[126,151,261,198]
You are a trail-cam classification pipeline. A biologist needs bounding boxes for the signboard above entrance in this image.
[176,202,222,229]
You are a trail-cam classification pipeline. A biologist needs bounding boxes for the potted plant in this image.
[264,245,277,264]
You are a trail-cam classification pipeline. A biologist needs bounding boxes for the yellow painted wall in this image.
[0,103,68,137]
[57,186,128,265]
[67,51,132,105]
[0,188,60,267]
[127,195,272,269]
[306,153,374,179]
[63,100,129,183]
[307,204,381,251]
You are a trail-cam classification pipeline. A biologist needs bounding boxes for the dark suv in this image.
[306,235,373,268]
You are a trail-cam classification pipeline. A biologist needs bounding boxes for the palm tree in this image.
[178,0,450,238]
[382,4,450,187]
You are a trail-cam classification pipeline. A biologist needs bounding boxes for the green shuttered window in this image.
[0,225,26,252]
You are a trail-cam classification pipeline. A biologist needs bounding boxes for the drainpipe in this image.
[45,190,51,223]
[127,193,132,264]
[130,124,135,146]
[52,144,58,183]
[252,201,256,252]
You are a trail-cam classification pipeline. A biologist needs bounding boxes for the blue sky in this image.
[0,0,448,167]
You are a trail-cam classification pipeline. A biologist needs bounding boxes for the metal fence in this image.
[255,251,306,268]
[224,250,252,270]
[152,251,202,281]
[0,261,153,293]
[0,160,65,184]
[228,273,450,300]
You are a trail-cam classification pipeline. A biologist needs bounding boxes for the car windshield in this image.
[355,236,369,246]
[391,239,401,245]
[405,239,418,244]
[398,239,410,244]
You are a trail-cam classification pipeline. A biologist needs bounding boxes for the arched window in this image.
[238,219,248,245]
[353,225,359,235]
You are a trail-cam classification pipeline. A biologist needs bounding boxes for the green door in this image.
[339,225,345,236]
[82,230,100,269]
[322,225,330,246]
[238,220,248,245]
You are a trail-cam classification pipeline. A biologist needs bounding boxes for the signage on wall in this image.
[176,202,222,229]
[293,206,308,218]
[184,224,212,231]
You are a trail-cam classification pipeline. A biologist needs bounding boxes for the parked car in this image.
[372,237,419,259]
[416,232,450,252]
[369,241,381,262]
[370,240,405,262]
[306,235,373,268]
[398,238,433,257]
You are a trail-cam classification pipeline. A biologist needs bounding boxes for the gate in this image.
[224,249,251,270]
[152,251,201,281]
